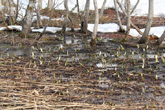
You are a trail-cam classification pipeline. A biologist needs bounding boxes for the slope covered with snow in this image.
[16,0,165,18]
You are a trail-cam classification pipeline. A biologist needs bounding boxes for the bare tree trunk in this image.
[62,0,74,33]
[131,0,140,14]
[116,0,126,15]
[130,21,143,35]
[116,0,142,35]
[8,0,16,25]
[48,0,53,10]
[3,0,9,13]
[155,30,165,45]
[63,0,69,32]
[123,0,131,41]
[16,0,19,21]
[114,0,125,32]
[62,18,67,33]
[38,0,42,10]
[81,0,90,33]
[36,0,43,28]
[76,0,82,21]
[35,1,63,41]
[68,16,74,31]
[35,0,55,41]
[138,0,154,44]
[99,0,107,19]
[20,0,36,38]
[90,0,99,47]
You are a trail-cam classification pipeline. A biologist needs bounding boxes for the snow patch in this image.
[88,23,165,37]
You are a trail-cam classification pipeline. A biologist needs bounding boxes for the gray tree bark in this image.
[123,0,131,41]
[114,0,125,32]
[116,0,143,35]
[90,0,99,47]
[8,0,16,25]
[35,0,55,41]
[138,0,154,44]
[4,0,9,13]
[62,0,74,33]
[21,0,36,38]
[62,0,68,33]
[38,0,42,9]
[36,0,43,28]
[76,0,82,21]
[16,0,19,20]
[155,30,165,45]
[99,0,107,19]
[81,0,90,33]
[48,0,53,10]
[131,0,140,14]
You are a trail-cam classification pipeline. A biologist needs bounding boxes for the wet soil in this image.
[38,8,165,29]
[0,33,165,109]
[0,8,165,109]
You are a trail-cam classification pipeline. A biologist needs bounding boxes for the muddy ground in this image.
[0,8,165,109]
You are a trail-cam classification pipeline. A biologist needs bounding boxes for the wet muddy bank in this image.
[0,32,164,109]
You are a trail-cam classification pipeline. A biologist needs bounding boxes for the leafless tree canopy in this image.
[0,0,164,44]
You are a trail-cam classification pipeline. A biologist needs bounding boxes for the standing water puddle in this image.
[0,35,164,108]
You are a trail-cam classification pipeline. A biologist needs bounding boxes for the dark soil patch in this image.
[38,8,165,29]
[0,46,164,109]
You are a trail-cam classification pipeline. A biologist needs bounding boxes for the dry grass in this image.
[0,56,164,110]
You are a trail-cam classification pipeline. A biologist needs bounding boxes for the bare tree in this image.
[99,0,107,19]
[8,0,16,25]
[138,0,154,44]
[155,30,165,45]
[3,0,9,13]
[131,0,140,14]
[90,0,99,47]
[20,0,36,38]
[76,0,82,21]
[122,0,131,41]
[48,0,53,10]
[62,0,69,33]
[81,0,90,33]
[116,0,143,35]
[114,0,125,32]
[35,0,63,41]
[38,0,42,9]
[16,0,19,20]
[62,0,74,33]
[36,0,43,28]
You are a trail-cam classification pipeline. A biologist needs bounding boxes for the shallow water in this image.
[0,35,164,106]
[0,36,164,76]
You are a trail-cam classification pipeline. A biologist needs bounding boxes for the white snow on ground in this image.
[0,25,22,31]
[88,23,165,37]
[32,27,76,33]
[32,27,62,33]
[33,15,64,22]
[0,26,79,34]
[0,24,164,38]
[88,23,119,33]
